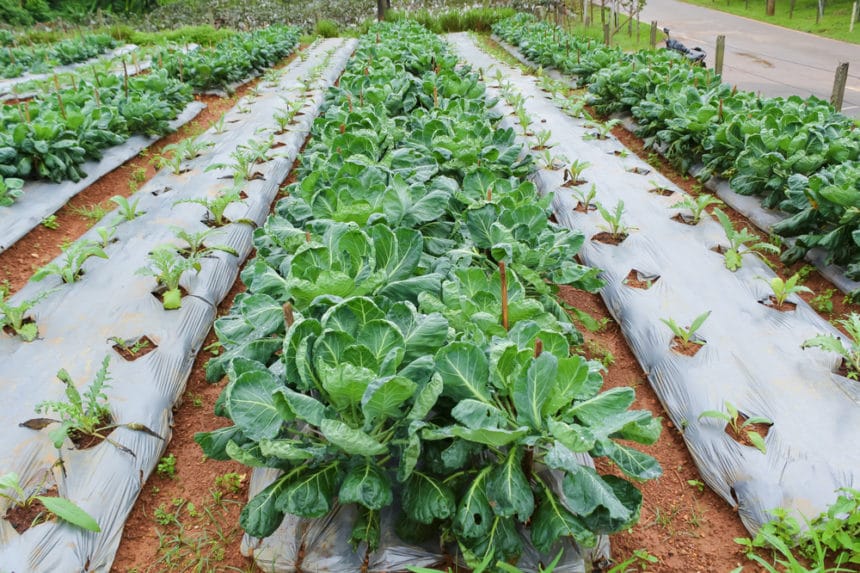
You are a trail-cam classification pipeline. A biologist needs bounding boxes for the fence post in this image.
[851,2,858,32]
[715,35,726,76]
[650,20,657,49]
[603,23,611,46]
[831,62,850,111]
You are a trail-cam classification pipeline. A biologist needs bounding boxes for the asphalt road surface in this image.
[639,0,860,116]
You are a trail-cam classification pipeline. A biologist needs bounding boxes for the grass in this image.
[530,4,666,52]
[681,0,860,44]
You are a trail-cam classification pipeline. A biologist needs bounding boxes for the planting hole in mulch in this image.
[626,166,651,176]
[151,186,173,197]
[592,231,628,245]
[648,186,675,197]
[111,335,157,362]
[671,212,697,226]
[270,141,287,150]
[759,296,797,312]
[2,317,36,337]
[711,244,728,255]
[670,336,705,357]
[724,412,772,449]
[5,486,57,534]
[69,414,114,449]
[574,201,597,213]
[624,269,660,290]
[562,178,587,188]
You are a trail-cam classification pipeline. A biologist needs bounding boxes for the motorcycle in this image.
[663,28,707,67]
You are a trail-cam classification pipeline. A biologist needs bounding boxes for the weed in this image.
[157,454,177,479]
[713,208,780,271]
[41,215,59,230]
[811,289,835,314]
[687,479,705,493]
[214,472,245,494]
[71,202,108,225]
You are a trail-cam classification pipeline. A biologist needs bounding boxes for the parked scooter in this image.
[663,28,706,66]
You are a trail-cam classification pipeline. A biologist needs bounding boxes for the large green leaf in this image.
[451,399,507,429]
[454,468,492,539]
[596,440,662,480]
[320,419,387,456]
[361,375,416,423]
[402,472,456,524]
[512,353,557,430]
[408,373,443,421]
[339,462,393,510]
[37,496,100,532]
[226,371,283,441]
[568,387,636,426]
[273,387,326,426]
[277,464,339,518]
[486,448,534,521]
[435,342,491,402]
[531,490,595,552]
[240,476,288,538]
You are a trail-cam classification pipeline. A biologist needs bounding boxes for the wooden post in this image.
[603,23,611,45]
[377,0,386,21]
[816,0,823,24]
[601,0,605,23]
[715,35,726,76]
[851,2,858,32]
[766,0,775,15]
[790,0,796,18]
[831,62,850,111]
[650,20,658,49]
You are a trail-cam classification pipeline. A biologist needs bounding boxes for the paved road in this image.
[639,0,860,116]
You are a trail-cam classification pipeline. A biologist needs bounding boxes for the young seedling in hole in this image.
[235,101,251,114]
[584,118,621,141]
[0,176,24,207]
[96,225,117,249]
[273,108,292,133]
[713,208,780,271]
[163,137,212,166]
[535,149,566,170]
[563,159,591,186]
[21,356,162,456]
[491,68,505,87]
[33,240,108,284]
[596,200,631,238]
[698,401,771,454]
[212,113,226,135]
[176,188,250,228]
[108,336,150,357]
[172,227,238,259]
[802,312,860,380]
[137,246,199,310]
[760,273,812,310]
[671,194,724,225]
[0,470,100,532]
[262,68,281,86]
[157,454,177,479]
[661,311,711,347]
[0,285,55,342]
[516,105,533,135]
[110,195,144,222]
[532,129,553,150]
[40,215,59,230]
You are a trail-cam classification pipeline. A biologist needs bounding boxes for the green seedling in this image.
[573,184,598,211]
[563,159,590,185]
[671,194,724,225]
[802,312,860,380]
[596,200,631,237]
[110,195,144,222]
[157,454,177,479]
[163,137,212,164]
[761,273,812,309]
[0,471,100,532]
[687,479,705,493]
[212,113,226,135]
[536,149,566,170]
[130,167,147,184]
[0,176,24,207]
[22,356,162,455]
[176,189,249,228]
[585,118,621,140]
[214,472,245,494]
[698,401,771,454]
[71,202,108,225]
[0,285,55,342]
[172,227,238,260]
[96,225,117,249]
[137,246,199,310]
[532,129,553,150]
[713,208,780,271]
[661,311,711,346]
[41,215,59,230]
[607,549,660,572]
[108,336,150,357]
[515,105,532,134]
[33,240,108,284]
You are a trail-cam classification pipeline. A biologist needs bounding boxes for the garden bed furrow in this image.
[0,37,355,573]
[448,32,860,536]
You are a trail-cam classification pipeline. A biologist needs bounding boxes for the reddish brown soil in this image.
[5,487,56,534]
[624,269,659,290]
[592,231,628,245]
[670,337,705,357]
[111,335,157,362]
[560,285,756,572]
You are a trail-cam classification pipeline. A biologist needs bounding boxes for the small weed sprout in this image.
[157,454,177,479]
[41,215,59,230]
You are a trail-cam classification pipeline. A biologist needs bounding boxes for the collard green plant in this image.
[0,176,24,207]
[713,208,779,271]
[32,240,108,284]
[137,246,200,310]
[802,313,860,379]
[21,356,162,456]
[0,471,100,532]
[661,311,710,346]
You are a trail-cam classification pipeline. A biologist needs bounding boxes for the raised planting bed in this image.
[0,38,355,572]
[448,31,860,537]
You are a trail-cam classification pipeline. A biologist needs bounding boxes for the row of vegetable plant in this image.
[0,33,117,79]
[155,26,300,92]
[492,14,860,281]
[0,26,300,206]
[195,21,662,570]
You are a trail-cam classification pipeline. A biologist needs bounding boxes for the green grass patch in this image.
[385,7,518,33]
[681,0,860,44]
